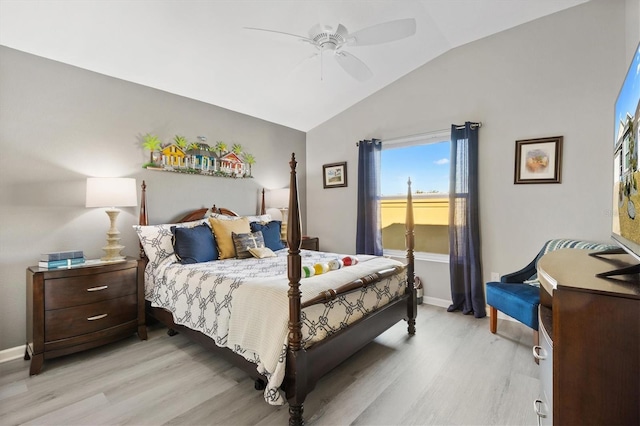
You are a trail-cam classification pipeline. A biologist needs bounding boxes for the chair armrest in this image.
[500,256,537,283]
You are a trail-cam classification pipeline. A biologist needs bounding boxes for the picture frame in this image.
[323,162,347,188]
[514,136,563,184]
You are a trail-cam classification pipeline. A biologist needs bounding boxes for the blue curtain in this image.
[447,122,485,318]
[356,139,383,255]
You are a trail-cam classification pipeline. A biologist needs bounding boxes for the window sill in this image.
[383,249,449,263]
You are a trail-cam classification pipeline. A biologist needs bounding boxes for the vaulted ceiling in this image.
[0,0,589,131]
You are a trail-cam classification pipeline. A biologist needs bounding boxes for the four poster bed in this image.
[135,153,416,425]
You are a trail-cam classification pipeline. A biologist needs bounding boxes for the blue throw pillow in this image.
[171,223,218,264]
[250,221,285,251]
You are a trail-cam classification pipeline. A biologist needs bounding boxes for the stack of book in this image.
[39,250,85,269]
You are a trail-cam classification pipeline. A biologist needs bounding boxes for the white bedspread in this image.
[146,249,406,405]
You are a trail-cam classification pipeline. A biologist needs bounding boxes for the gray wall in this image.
[0,47,306,351]
[306,0,637,304]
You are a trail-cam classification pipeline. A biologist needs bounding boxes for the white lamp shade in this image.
[269,188,289,209]
[265,207,283,221]
[86,178,138,208]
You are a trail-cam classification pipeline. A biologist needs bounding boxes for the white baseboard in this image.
[0,345,25,364]
[423,296,451,309]
[423,297,519,323]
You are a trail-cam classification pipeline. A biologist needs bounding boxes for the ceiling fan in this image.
[245,18,416,82]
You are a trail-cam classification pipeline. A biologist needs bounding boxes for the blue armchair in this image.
[486,239,617,346]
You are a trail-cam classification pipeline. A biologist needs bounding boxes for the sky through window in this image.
[381,141,450,195]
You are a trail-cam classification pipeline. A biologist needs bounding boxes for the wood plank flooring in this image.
[0,304,540,425]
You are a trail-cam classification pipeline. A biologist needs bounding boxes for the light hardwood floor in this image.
[1,304,539,425]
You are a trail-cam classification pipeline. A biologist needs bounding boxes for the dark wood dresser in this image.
[26,258,146,375]
[536,249,639,425]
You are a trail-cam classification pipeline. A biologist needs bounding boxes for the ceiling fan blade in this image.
[288,52,320,76]
[244,27,315,44]
[334,51,373,81]
[347,18,416,46]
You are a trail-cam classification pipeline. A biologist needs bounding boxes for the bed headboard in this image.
[175,206,239,223]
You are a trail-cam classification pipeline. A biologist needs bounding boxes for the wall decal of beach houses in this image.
[142,134,255,178]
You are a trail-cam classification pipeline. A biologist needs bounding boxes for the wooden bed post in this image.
[285,153,306,426]
[139,180,148,259]
[286,153,302,347]
[405,178,417,335]
[260,188,266,215]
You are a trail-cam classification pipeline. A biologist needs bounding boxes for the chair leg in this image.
[489,306,497,333]
[533,329,540,364]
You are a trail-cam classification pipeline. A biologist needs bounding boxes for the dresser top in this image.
[538,249,640,298]
[28,258,138,276]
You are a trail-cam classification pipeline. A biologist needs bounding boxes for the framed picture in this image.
[323,162,347,188]
[514,136,563,184]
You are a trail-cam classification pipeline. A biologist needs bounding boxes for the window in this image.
[380,132,450,259]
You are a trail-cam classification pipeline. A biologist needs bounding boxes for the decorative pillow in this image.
[249,246,277,259]
[133,219,207,269]
[250,221,285,251]
[171,223,217,264]
[209,212,272,223]
[232,231,265,259]
[209,216,251,259]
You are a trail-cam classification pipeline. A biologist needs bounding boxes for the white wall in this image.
[306,0,633,306]
[0,47,306,351]
[626,0,640,57]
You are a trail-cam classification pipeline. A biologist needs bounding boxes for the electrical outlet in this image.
[491,272,500,281]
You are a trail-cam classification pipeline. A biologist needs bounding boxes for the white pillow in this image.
[133,219,208,270]
[209,212,272,223]
[249,246,277,259]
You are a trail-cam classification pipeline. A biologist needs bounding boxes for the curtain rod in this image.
[357,122,482,146]
[455,121,482,130]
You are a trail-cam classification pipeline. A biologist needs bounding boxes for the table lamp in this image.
[86,177,138,261]
[268,188,290,240]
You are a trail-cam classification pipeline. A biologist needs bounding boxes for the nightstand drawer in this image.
[45,294,137,341]
[44,268,136,310]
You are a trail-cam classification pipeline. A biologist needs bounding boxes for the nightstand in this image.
[301,236,319,251]
[25,258,146,375]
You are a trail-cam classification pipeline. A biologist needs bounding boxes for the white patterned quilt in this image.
[145,249,406,405]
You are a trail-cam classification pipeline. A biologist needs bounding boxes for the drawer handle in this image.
[87,285,108,292]
[532,345,547,360]
[87,314,108,321]
[534,399,547,426]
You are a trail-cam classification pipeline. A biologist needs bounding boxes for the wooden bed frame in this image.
[137,153,416,425]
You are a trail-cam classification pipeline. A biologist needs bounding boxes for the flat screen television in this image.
[607,41,640,277]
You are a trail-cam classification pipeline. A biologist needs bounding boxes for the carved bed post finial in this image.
[405,177,417,335]
[261,188,266,215]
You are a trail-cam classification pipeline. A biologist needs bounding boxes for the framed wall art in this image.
[514,136,563,184]
[323,162,347,188]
